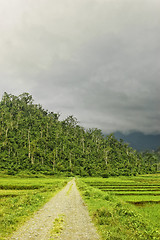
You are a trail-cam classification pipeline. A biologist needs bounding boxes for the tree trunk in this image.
[69,152,72,173]
[28,129,31,159]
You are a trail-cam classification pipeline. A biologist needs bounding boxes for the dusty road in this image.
[10,179,100,240]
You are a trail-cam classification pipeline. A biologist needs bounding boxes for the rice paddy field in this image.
[82,174,160,230]
[0,176,68,239]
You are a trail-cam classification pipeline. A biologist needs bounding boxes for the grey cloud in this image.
[0,0,160,134]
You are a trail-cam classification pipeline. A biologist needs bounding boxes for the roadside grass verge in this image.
[76,178,160,240]
[0,176,68,240]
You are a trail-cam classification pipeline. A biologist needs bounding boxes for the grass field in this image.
[0,175,68,240]
[1,174,160,239]
[77,174,160,239]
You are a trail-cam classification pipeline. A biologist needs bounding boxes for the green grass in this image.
[50,214,65,240]
[111,191,160,195]
[83,176,135,184]
[0,176,68,240]
[120,195,160,202]
[138,204,160,229]
[77,176,160,239]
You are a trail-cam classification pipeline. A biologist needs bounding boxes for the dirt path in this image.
[10,179,100,240]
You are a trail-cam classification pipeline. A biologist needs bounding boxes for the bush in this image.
[101,173,109,178]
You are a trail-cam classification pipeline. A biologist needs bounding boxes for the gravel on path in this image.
[10,179,100,240]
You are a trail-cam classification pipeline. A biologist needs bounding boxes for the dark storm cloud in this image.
[0,0,160,134]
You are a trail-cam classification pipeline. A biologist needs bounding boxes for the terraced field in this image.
[83,175,160,231]
[84,175,160,205]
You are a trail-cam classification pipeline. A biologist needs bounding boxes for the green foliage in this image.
[0,92,159,177]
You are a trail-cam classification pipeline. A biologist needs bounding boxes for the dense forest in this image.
[0,92,159,176]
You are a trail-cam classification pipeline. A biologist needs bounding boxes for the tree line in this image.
[0,92,159,176]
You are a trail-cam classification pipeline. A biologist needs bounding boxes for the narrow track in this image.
[10,179,100,240]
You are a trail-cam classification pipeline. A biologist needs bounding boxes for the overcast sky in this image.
[0,0,160,134]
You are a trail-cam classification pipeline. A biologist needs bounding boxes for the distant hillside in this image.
[0,92,159,176]
[114,131,160,151]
